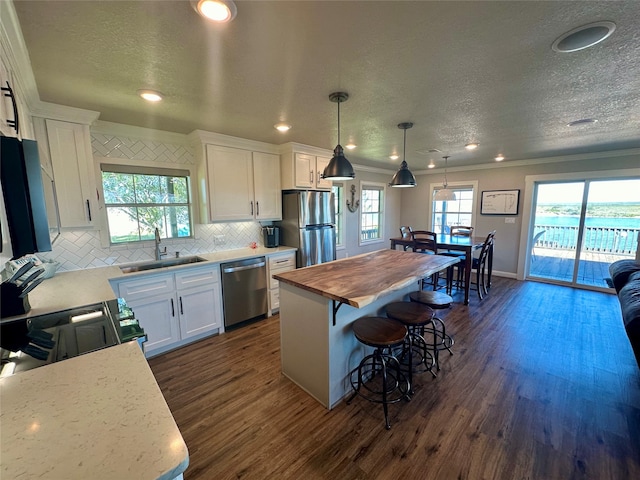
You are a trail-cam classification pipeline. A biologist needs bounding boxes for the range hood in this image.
[1,136,52,258]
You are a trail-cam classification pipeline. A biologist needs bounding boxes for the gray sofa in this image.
[609,259,640,368]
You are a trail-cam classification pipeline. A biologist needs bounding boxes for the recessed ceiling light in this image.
[345,143,357,150]
[495,154,505,162]
[552,21,616,53]
[567,118,598,127]
[274,123,291,132]
[428,161,435,169]
[390,154,399,160]
[465,143,479,150]
[137,89,163,102]
[192,0,237,23]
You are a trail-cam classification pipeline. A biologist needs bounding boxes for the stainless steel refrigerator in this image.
[279,190,336,267]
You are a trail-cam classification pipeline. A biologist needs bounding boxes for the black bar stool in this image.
[347,316,410,430]
[384,301,437,390]
[408,290,454,370]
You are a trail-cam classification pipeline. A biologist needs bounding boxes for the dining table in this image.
[390,234,493,305]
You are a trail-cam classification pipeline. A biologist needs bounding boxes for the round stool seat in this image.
[352,317,407,348]
[348,316,410,429]
[409,290,452,309]
[384,302,434,326]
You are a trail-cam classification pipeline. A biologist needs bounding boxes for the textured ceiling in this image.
[10,0,640,171]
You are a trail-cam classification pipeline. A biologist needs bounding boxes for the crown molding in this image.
[30,101,100,125]
[188,129,280,154]
[412,147,640,176]
[0,0,40,111]
[92,120,189,145]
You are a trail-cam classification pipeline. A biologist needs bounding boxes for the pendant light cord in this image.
[443,156,449,187]
[402,128,407,165]
[337,99,341,146]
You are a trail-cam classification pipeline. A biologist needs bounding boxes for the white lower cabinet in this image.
[114,265,223,357]
[267,252,296,314]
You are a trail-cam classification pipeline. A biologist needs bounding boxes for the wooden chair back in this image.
[411,230,438,254]
[399,226,413,239]
[450,226,474,237]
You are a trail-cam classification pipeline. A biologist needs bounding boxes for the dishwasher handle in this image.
[223,261,266,273]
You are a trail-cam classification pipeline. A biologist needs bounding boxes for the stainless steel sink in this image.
[119,256,208,274]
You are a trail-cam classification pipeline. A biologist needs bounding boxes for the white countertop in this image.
[6,246,296,320]
[0,342,189,480]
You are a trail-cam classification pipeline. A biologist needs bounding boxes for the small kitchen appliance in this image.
[262,226,280,248]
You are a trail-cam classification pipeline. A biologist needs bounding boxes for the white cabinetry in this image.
[44,119,96,228]
[267,252,296,314]
[114,265,223,357]
[204,145,281,222]
[280,144,333,191]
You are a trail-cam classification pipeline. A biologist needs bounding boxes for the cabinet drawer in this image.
[269,266,294,290]
[268,254,295,270]
[119,274,174,300]
[175,265,220,289]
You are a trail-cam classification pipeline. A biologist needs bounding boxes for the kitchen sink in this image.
[119,256,208,274]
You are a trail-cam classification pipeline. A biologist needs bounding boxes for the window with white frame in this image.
[431,185,475,234]
[101,164,193,244]
[360,182,385,243]
[332,184,344,247]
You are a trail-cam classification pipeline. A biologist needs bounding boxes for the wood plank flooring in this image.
[148,277,640,479]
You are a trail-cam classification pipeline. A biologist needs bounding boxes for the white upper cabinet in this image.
[252,151,282,220]
[203,144,281,222]
[280,144,334,191]
[44,119,96,228]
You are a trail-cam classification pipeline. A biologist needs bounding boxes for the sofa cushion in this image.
[619,278,640,368]
[609,260,640,293]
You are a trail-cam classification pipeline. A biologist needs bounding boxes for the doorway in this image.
[527,178,640,290]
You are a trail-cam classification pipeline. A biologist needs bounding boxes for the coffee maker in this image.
[262,226,280,248]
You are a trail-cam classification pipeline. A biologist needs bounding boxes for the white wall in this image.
[400,151,640,275]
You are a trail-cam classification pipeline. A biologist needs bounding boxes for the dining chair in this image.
[399,226,413,239]
[411,230,446,290]
[440,226,474,290]
[471,230,496,300]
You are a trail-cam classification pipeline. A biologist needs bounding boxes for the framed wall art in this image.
[481,189,520,215]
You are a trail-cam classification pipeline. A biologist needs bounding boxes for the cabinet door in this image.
[315,156,333,190]
[177,283,223,340]
[294,153,314,188]
[126,293,180,356]
[45,119,95,227]
[253,152,281,220]
[0,59,15,137]
[206,145,254,221]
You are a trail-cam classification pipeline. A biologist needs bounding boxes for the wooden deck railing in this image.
[533,225,639,255]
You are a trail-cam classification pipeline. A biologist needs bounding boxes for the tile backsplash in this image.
[36,130,267,272]
[39,223,265,272]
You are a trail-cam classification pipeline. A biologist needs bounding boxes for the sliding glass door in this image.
[528,178,640,289]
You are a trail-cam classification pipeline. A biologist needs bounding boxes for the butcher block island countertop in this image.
[274,249,458,409]
[273,249,458,308]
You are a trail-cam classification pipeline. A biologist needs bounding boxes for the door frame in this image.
[517,168,640,284]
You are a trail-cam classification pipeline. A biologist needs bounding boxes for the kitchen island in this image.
[0,341,189,480]
[273,249,458,409]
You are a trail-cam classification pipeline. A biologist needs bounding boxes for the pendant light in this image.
[434,155,457,201]
[389,122,417,188]
[321,92,355,181]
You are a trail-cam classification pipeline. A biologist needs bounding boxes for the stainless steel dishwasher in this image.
[221,257,268,328]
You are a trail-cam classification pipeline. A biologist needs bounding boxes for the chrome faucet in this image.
[155,228,167,260]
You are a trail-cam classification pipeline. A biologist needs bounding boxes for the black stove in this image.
[0,298,146,377]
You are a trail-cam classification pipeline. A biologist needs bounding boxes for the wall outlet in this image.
[505,217,516,224]
[214,234,226,245]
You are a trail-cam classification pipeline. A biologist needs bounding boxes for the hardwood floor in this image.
[148,277,640,479]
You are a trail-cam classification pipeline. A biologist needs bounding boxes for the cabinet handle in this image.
[1,81,19,134]
[86,200,92,221]
[256,201,259,216]
[309,171,314,183]
[317,171,321,184]
[171,298,175,317]
[250,201,253,215]
[179,297,184,315]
